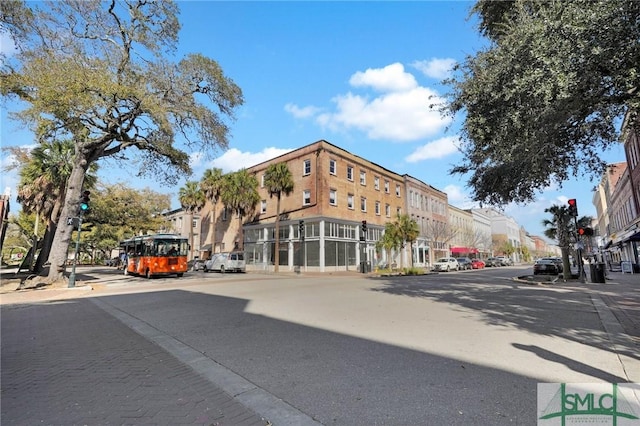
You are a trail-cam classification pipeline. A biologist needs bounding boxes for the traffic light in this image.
[578,227,594,236]
[79,190,91,213]
[298,220,305,239]
[567,198,578,217]
[361,220,367,234]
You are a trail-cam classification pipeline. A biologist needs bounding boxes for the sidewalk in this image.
[1,294,270,425]
[592,270,640,342]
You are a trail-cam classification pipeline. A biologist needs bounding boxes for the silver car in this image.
[204,252,246,273]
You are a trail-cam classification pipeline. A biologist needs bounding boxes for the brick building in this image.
[196,140,451,272]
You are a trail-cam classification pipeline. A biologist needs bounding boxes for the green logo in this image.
[538,383,639,425]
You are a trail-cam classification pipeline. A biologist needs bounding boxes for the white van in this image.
[204,252,246,273]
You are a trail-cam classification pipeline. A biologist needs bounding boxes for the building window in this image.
[409,190,414,207]
[329,159,337,175]
[360,171,366,186]
[192,219,197,228]
[384,180,390,193]
[348,193,354,210]
[303,190,311,205]
[396,184,401,197]
[385,204,391,217]
[375,201,381,215]
[303,159,311,176]
[329,189,337,206]
[261,200,267,213]
[361,197,367,212]
[347,166,353,181]
[261,174,265,188]
[374,176,380,190]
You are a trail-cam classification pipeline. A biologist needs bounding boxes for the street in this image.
[1,266,638,425]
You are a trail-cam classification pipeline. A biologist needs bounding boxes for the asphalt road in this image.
[2,266,637,425]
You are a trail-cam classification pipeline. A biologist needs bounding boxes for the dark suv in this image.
[456,257,473,270]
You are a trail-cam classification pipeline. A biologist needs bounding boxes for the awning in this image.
[451,246,478,254]
[200,244,212,251]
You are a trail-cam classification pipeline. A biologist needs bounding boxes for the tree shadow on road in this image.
[370,276,639,363]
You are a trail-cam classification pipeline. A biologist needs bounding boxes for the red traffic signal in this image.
[567,198,578,217]
[578,227,594,236]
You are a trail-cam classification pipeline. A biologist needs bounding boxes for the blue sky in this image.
[0,1,627,239]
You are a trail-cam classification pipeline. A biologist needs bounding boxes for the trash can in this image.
[590,263,606,283]
[360,261,371,273]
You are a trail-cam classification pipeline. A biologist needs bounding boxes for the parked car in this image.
[189,257,205,271]
[456,257,473,270]
[539,257,563,272]
[204,252,246,273]
[432,257,459,272]
[496,256,513,266]
[485,257,501,267]
[471,259,486,269]
[533,258,562,275]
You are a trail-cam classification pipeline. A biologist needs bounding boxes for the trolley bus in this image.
[120,234,189,278]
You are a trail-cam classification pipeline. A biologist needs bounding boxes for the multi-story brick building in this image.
[195,140,407,272]
[403,175,449,266]
[193,140,456,272]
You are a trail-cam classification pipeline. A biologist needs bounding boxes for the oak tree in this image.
[444,0,640,206]
[1,0,243,283]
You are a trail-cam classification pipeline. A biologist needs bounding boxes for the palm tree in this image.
[396,213,420,269]
[376,222,402,270]
[542,205,572,280]
[263,162,294,272]
[200,168,225,255]
[220,169,260,251]
[178,181,205,260]
[15,140,97,272]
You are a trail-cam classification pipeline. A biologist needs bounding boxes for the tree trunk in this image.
[34,198,63,273]
[189,212,194,260]
[274,195,281,272]
[209,203,217,254]
[46,161,89,283]
[237,213,244,250]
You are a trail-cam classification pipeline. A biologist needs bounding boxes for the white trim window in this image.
[361,196,367,212]
[396,184,401,197]
[303,159,311,176]
[303,190,311,205]
[261,200,267,213]
[329,159,337,175]
[360,170,366,186]
[347,166,354,181]
[374,176,380,190]
[347,193,354,210]
[384,180,390,193]
[329,189,337,206]
[385,204,391,217]
[375,201,381,215]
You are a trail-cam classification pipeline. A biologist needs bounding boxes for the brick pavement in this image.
[1,298,269,426]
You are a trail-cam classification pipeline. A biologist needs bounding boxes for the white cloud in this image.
[405,136,460,162]
[412,58,456,80]
[349,63,417,93]
[317,87,449,141]
[284,103,321,119]
[286,63,451,142]
[208,147,294,173]
[443,184,473,207]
